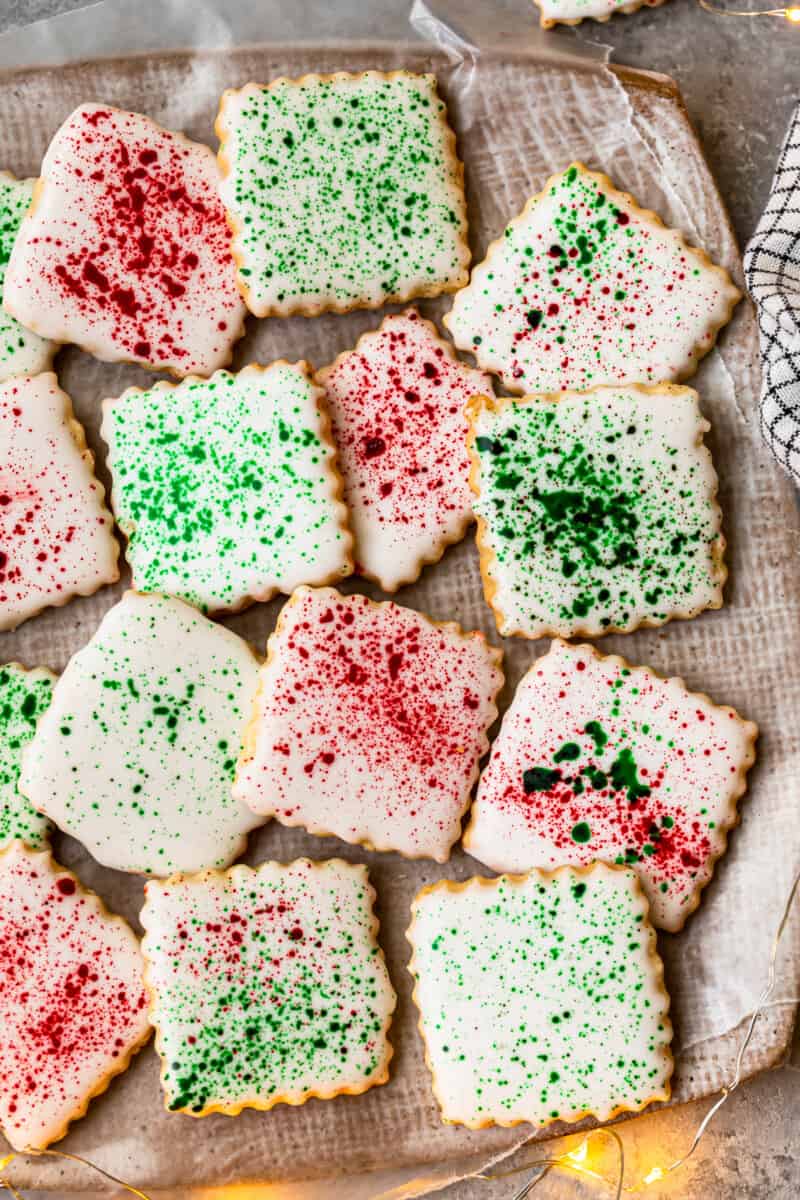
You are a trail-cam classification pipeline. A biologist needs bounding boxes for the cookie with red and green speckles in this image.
[0,841,150,1151]
[407,862,672,1129]
[19,591,263,877]
[234,586,503,862]
[4,104,246,378]
[216,71,470,318]
[533,0,667,28]
[316,310,492,591]
[444,162,739,394]
[468,383,726,639]
[465,639,757,931]
[0,171,56,382]
[102,362,353,614]
[141,857,396,1116]
[0,663,54,850]
[0,373,119,632]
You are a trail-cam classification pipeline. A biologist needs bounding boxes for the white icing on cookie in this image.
[445,162,739,394]
[141,858,395,1115]
[407,863,672,1128]
[465,639,757,930]
[317,310,491,591]
[0,172,55,382]
[216,72,470,317]
[535,0,665,26]
[102,362,353,614]
[234,586,503,861]
[469,384,725,639]
[19,591,263,876]
[0,663,55,851]
[0,842,150,1151]
[4,104,246,377]
[0,373,119,632]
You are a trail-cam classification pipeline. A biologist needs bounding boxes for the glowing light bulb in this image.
[567,1139,589,1165]
[644,1165,667,1185]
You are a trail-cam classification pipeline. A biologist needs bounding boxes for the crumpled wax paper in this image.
[0,1,798,1195]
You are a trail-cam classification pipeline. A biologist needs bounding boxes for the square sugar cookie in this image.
[465,639,757,931]
[216,71,470,317]
[102,362,353,614]
[0,663,54,851]
[0,842,150,1151]
[19,591,263,877]
[141,858,395,1116]
[4,104,246,377]
[468,384,726,639]
[407,863,672,1129]
[445,162,739,395]
[0,373,119,632]
[317,310,492,591]
[234,586,503,861]
[0,171,56,382]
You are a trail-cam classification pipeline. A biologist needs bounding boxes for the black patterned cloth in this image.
[744,103,800,483]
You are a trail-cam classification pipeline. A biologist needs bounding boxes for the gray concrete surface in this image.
[0,0,797,1197]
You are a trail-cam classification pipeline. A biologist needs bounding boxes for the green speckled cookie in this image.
[216,71,470,317]
[102,362,352,614]
[407,863,672,1128]
[19,591,263,876]
[0,172,56,382]
[142,858,396,1115]
[468,383,725,639]
[0,663,54,849]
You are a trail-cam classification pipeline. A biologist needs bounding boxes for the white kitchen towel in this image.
[744,101,800,483]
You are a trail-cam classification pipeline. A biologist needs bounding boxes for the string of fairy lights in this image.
[696,0,800,18]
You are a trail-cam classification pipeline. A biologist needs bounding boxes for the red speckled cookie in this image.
[0,373,119,632]
[464,639,757,930]
[234,586,503,861]
[4,104,246,377]
[0,841,151,1151]
[316,310,492,591]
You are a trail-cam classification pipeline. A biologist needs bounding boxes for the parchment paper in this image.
[1,1,799,1194]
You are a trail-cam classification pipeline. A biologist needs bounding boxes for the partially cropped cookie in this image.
[0,172,56,381]
[0,663,54,850]
[408,864,672,1128]
[534,0,666,26]
[102,362,352,614]
[469,385,725,639]
[445,163,739,394]
[0,842,150,1151]
[20,591,263,876]
[0,373,119,631]
[142,858,395,1116]
[4,104,246,377]
[465,640,757,930]
[234,586,503,861]
[317,310,491,591]
[217,72,469,317]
